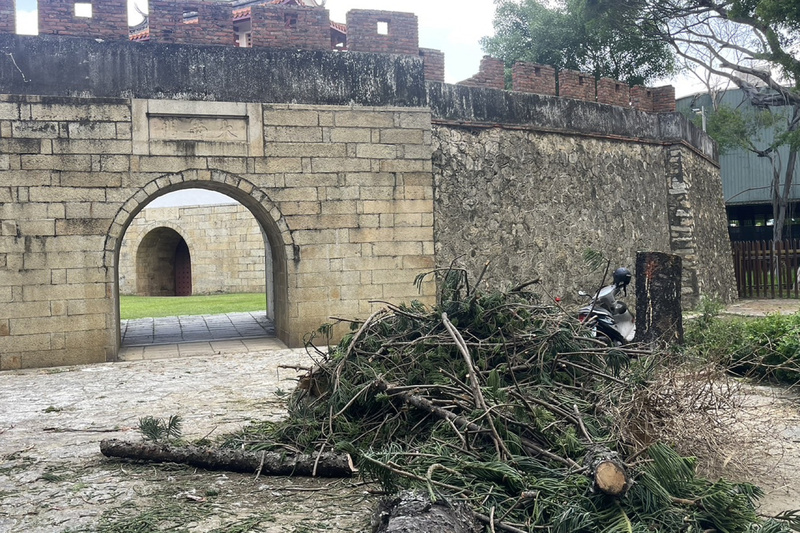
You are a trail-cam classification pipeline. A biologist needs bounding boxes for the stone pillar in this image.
[634,251,684,345]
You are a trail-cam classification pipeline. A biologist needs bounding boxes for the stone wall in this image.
[118,204,267,296]
[0,36,733,370]
[429,83,733,308]
[0,35,427,107]
[667,146,737,303]
[432,125,673,301]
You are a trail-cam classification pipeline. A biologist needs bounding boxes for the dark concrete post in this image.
[634,251,684,345]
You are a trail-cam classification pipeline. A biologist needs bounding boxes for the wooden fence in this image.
[732,239,800,298]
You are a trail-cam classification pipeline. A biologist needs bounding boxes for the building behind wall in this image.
[677,89,800,241]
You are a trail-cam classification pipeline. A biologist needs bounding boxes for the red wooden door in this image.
[174,239,192,297]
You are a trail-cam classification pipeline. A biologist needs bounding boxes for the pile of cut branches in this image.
[222,271,798,532]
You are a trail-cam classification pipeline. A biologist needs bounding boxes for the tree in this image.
[481,0,675,86]
[585,0,800,242]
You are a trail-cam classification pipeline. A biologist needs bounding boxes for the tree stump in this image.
[634,251,684,345]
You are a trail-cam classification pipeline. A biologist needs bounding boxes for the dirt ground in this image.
[1,301,799,532]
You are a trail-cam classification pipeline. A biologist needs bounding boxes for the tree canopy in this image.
[481,0,676,86]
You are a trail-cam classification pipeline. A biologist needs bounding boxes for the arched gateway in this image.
[108,171,296,351]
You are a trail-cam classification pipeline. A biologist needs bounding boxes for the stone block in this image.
[265,126,323,143]
[267,143,347,158]
[263,109,320,127]
[12,121,61,138]
[311,158,372,173]
[0,102,19,120]
[30,104,131,122]
[355,144,397,159]
[329,128,372,143]
[334,111,395,128]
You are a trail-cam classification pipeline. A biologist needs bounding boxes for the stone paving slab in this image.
[120,312,276,347]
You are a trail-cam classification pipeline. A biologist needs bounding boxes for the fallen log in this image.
[99,439,356,478]
[372,492,481,533]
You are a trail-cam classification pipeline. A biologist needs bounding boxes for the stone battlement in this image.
[461,57,675,113]
[1,1,674,109]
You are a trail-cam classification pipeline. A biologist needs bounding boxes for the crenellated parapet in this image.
[4,1,674,112]
[460,57,676,113]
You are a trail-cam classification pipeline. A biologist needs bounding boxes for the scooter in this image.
[578,267,635,345]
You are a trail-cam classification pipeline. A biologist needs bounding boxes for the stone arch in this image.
[134,226,193,297]
[106,169,295,351]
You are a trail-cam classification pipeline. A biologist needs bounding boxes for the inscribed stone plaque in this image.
[149,116,248,142]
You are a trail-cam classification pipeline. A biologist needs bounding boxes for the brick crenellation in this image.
[467,59,676,112]
[345,9,418,56]
[457,56,505,91]
[0,0,15,34]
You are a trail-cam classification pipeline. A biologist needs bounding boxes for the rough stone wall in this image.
[38,0,128,40]
[0,35,427,107]
[0,0,14,34]
[148,0,233,46]
[0,95,436,370]
[432,125,673,300]
[118,204,267,296]
[250,5,331,50]
[346,10,419,55]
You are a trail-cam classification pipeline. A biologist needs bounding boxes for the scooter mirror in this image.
[578,290,587,297]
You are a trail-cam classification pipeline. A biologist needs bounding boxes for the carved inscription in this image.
[149,115,248,142]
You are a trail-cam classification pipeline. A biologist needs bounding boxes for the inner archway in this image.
[135,227,192,297]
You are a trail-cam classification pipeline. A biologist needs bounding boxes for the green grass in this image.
[120,293,266,320]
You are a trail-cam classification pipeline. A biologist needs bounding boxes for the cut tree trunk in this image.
[634,251,683,345]
[100,439,356,478]
[585,447,630,496]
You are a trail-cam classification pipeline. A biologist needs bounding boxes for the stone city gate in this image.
[0,2,737,370]
[0,96,438,370]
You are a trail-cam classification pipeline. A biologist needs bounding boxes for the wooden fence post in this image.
[634,251,683,345]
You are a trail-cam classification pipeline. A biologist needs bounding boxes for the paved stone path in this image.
[121,312,276,345]
[119,312,283,362]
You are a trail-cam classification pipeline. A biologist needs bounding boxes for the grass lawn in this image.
[120,293,267,320]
